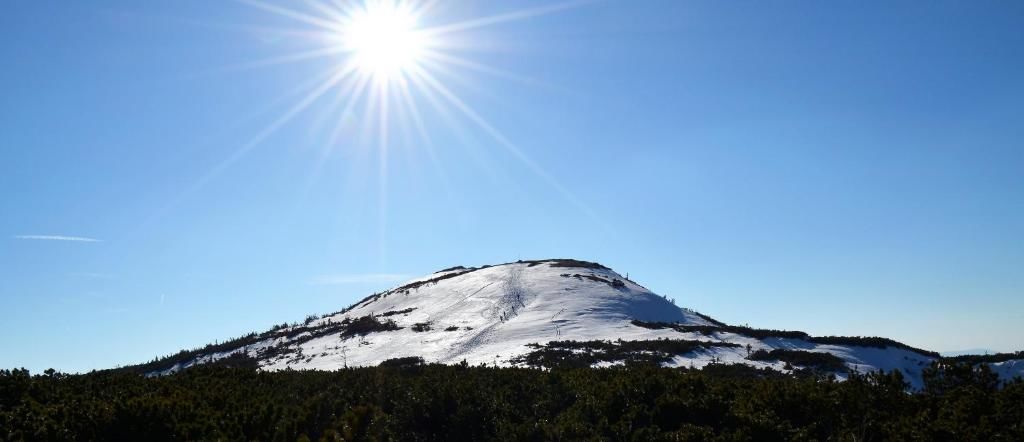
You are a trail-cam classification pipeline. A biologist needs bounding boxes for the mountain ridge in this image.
[126,259,1024,388]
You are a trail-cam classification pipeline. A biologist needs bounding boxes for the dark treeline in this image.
[514,339,740,368]
[2,362,1022,441]
[630,320,941,358]
[946,351,1024,365]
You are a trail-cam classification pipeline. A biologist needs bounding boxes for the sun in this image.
[340,2,428,80]
[207,0,597,263]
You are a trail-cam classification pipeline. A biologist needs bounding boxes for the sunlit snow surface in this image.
[154,261,1023,388]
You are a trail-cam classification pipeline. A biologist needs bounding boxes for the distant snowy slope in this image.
[263,260,716,370]
[132,259,1023,389]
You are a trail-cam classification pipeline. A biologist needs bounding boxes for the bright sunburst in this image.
[231,0,588,147]
[340,2,428,80]
[200,0,599,260]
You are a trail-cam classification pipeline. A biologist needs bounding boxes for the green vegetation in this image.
[126,314,401,375]
[339,315,401,338]
[377,357,425,368]
[631,320,941,358]
[946,351,1024,365]
[806,336,939,357]
[747,349,847,372]
[512,339,741,369]
[2,362,1022,440]
[558,272,628,289]
[528,258,609,270]
[378,308,415,317]
[632,320,810,340]
[388,267,478,294]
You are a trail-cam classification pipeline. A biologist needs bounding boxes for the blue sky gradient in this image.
[2,0,1022,372]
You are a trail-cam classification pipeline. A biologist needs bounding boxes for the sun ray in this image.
[300,0,346,22]
[418,52,576,100]
[408,0,442,18]
[375,73,392,267]
[404,67,506,185]
[395,75,434,155]
[180,0,608,263]
[234,0,343,33]
[389,78,416,155]
[192,62,358,193]
[329,73,375,147]
[299,71,375,204]
[133,63,362,241]
[307,72,363,145]
[420,0,594,37]
[407,64,605,225]
[211,45,348,75]
[420,49,541,86]
[169,17,335,41]
[395,73,460,206]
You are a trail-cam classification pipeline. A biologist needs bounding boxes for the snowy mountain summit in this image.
[141,259,1023,388]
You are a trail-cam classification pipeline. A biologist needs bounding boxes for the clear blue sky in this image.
[1,0,1022,373]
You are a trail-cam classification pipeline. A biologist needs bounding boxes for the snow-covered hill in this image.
[140,259,1023,388]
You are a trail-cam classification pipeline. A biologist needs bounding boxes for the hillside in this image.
[132,259,1023,388]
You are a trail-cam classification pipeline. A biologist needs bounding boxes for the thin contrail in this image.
[13,235,102,243]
